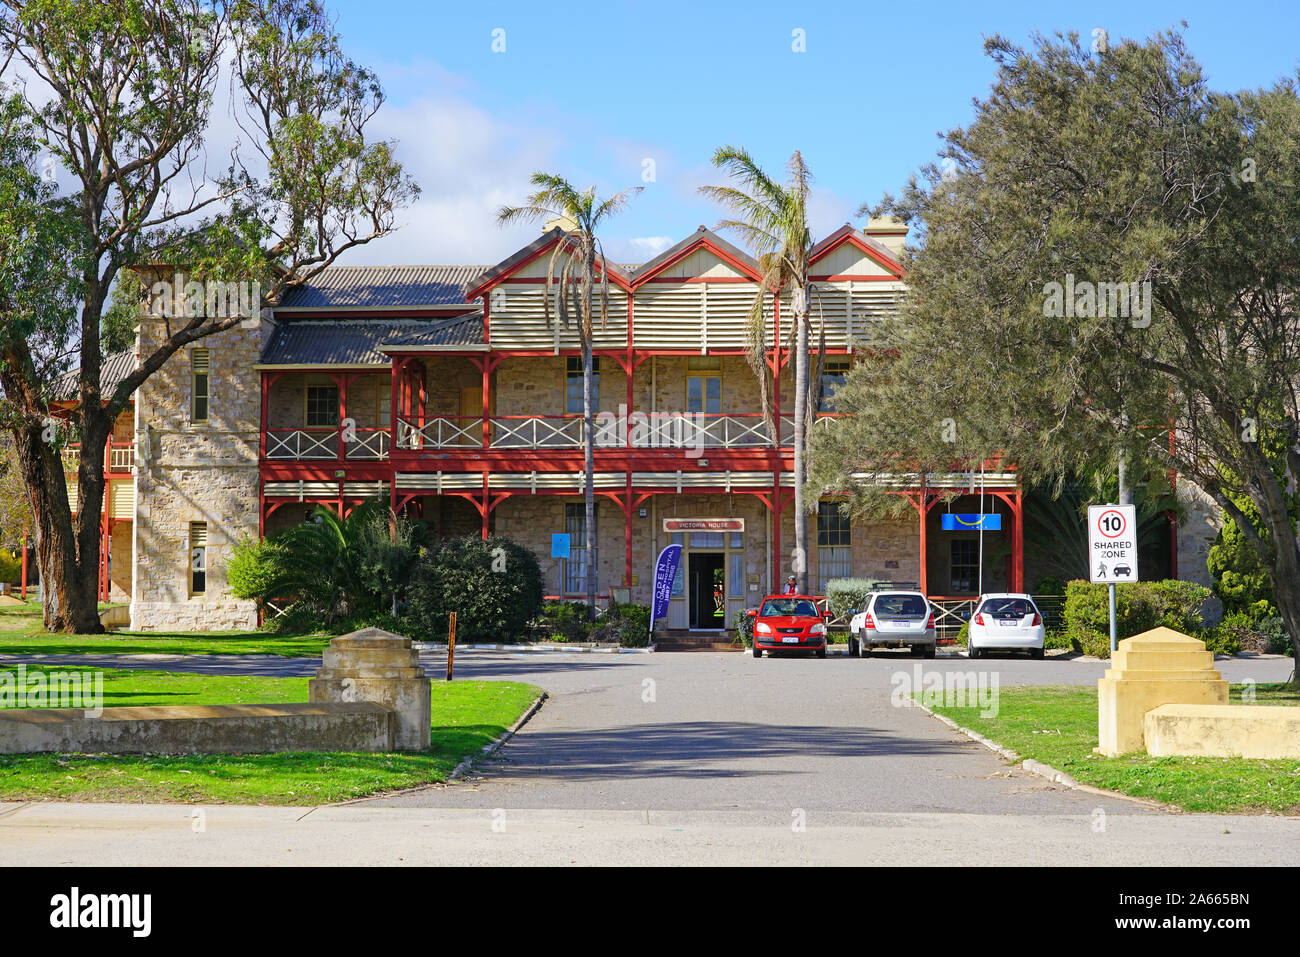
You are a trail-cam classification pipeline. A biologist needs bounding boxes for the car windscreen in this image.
[760,599,819,617]
[872,594,928,617]
[979,597,1036,617]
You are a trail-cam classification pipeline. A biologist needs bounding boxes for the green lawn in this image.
[922,683,1300,814]
[0,665,542,804]
[0,602,334,657]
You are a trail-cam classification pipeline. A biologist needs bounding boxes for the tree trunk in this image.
[792,289,810,594]
[5,418,103,633]
[583,336,597,620]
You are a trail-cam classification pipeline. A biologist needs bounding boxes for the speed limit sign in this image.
[1087,504,1138,583]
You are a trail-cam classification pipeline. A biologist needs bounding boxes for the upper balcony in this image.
[62,440,136,473]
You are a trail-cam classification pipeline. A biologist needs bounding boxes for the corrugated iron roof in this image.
[260,315,484,365]
[47,350,136,402]
[277,265,489,309]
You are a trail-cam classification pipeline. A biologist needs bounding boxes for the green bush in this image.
[954,619,969,646]
[404,536,543,643]
[1206,608,1288,656]
[535,600,592,642]
[0,547,21,584]
[1061,579,1211,659]
[1033,575,1066,596]
[824,578,884,620]
[602,602,651,647]
[227,538,287,603]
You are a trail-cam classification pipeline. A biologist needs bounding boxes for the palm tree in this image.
[700,148,820,592]
[498,174,642,617]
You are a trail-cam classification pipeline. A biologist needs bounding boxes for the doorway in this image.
[688,552,726,629]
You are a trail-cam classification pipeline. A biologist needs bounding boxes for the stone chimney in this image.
[863,215,908,258]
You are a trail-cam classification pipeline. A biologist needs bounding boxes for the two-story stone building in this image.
[60,217,1216,633]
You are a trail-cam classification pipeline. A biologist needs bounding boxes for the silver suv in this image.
[848,589,937,658]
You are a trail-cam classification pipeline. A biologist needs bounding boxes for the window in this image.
[191,350,209,423]
[306,377,339,428]
[816,502,852,591]
[563,502,597,594]
[819,359,851,412]
[951,540,979,593]
[565,357,599,415]
[189,522,207,596]
[686,357,721,415]
[729,553,744,598]
[670,532,684,596]
[377,381,391,429]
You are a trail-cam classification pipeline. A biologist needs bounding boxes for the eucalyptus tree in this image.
[700,148,820,591]
[811,28,1300,674]
[0,0,417,631]
[497,174,642,616]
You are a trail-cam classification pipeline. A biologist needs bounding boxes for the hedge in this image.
[1061,579,1210,658]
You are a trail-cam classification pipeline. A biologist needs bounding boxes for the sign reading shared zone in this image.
[1087,504,1138,584]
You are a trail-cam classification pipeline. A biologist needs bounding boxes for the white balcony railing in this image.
[265,428,338,460]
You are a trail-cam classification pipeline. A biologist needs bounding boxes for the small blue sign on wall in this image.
[551,533,570,558]
[941,513,1001,531]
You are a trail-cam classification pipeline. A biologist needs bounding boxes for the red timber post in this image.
[480,356,490,448]
[624,472,633,587]
[21,529,27,600]
[337,371,349,462]
[100,477,110,601]
[481,472,490,540]
[1013,490,1025,592]
[259,371,269,460]
[258,478,265,540]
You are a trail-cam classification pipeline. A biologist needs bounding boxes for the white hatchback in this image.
[967,593,1046,659]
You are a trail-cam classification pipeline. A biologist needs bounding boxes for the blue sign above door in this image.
[940,513,1001,531]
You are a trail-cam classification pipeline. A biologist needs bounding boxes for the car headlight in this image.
[810,623,826,635]
[755,622,772,635]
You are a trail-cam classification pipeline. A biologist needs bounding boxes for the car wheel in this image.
[1032,647,1045,660]
[848,636,859,657]
[857,631,869,657]
[923,644,936,659]
[752,646,762,658]
[816,647,827,659]
[911,643,925,658]
[968,644,979,659]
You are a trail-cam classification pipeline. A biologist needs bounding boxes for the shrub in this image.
[954,619,969,646]
[824,578,884,620]
[605,602,651,647]
[0,547,21,585]
[1061,579,1211,658]
[227,538,287,603]
[535,600,592,642]
[405,536,543,644]
[1206,609,1288,656]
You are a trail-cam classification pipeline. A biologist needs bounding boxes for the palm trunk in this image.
[583,336,597,620]
[792,291,810,594]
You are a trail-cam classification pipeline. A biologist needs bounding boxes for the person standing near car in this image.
[783,575,798,595]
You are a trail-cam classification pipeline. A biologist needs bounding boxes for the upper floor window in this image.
[686,356,721,415]
[306,376,339,428]
[191,349,209,423]
[565,357,599,415]
[819,359,851,412]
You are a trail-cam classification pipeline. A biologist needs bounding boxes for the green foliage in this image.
[954,619,969,646]
[807,26,1300,657]
[535,601,592,642]
[1205,608,1289,656]
[598,602,651,648]
[1062,579,1211,658]
[532,600,651,647]
[0,547,19,584]
[100,274,139,354]
[229,499,424,633]
[1207,511,1274,615]
[824,578,884,619]
[405,536,543,644]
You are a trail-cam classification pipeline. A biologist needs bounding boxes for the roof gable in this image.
[630,227,760,286]
[467,228,633,300]
[809,225,904,279]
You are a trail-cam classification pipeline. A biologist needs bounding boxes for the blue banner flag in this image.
[940,513,1001,531]
[651,544,682,622]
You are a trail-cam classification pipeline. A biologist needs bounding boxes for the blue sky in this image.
[327,0,1300,266]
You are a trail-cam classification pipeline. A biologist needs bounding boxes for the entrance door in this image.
[688,552,726,629]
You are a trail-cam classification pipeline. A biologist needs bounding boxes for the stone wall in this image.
[130,269,266,631]
[1175,479,1221,589]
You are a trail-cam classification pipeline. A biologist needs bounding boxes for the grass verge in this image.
[0,603,333,657]
[920,683,1300,814]
[0,665,541,804]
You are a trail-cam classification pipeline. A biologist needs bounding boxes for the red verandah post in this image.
[446,611,457,681]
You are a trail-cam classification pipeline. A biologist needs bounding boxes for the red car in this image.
[746,595,828,658]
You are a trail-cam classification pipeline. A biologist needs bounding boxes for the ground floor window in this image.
[563,502,597,594]
[817,502,851,592]
[189,522,207,596]
[950,539,978,593]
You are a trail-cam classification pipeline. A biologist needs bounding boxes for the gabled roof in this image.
[259,315,484,366]
[629,226,760,285]
[47,350,136,402]
[466,228,634,300]
[277,265,488,309]
[808,224,904,278]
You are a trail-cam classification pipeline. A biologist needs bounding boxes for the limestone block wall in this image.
[130,272,268,631]
[1175,480,1222,590]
